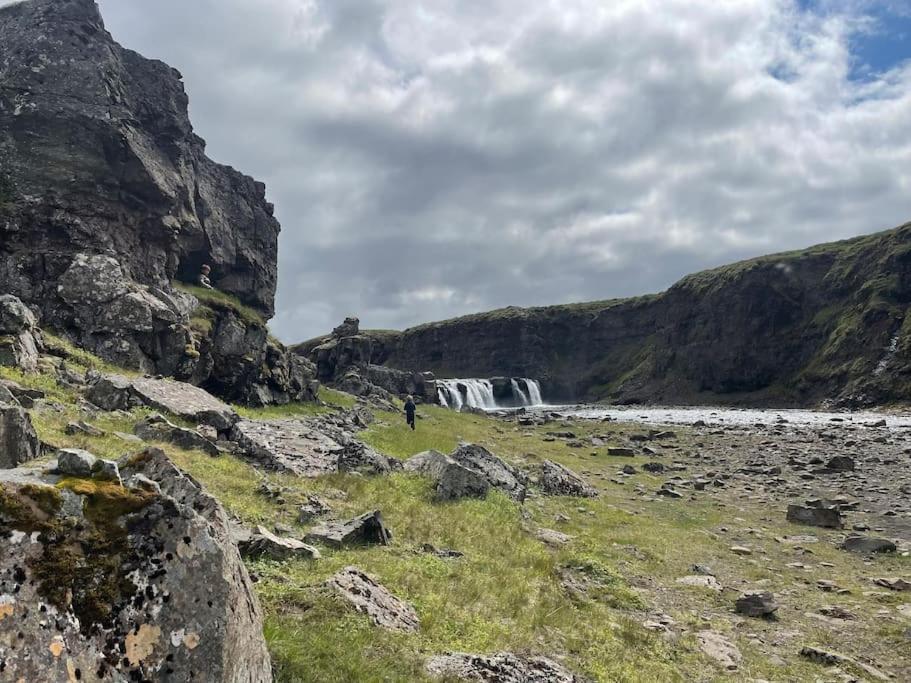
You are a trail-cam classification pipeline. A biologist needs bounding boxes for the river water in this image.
[526,404,911,430]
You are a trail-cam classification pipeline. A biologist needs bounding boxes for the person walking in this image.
[404,395,417,430]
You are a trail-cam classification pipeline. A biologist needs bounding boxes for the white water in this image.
[437,378,544,411]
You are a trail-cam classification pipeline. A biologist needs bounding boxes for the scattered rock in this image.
[450,443,528,501]
[134,413,220,457]
[873,577,910,592]
[799,646,889,680]
[842,535,897,554]
[607,447,636,457]
[298,495,332,523]
[697,631,742,670]
[818,605,856,620]
[239,525,321,561]
[306,510,392,547]
[825,455,855,472]
[65,420,105,437]
[426,652,582,682]
[0,402,41,469]
[327,566,419,632]
[656,486,683,499]
[677,575,723,591]
[404,450,490,501]
[538,459,598,497]
[735,591,779,618]
[643,462,665,473]
[786,503,843,529]
[420,543,464,559]
[534,528,574,547]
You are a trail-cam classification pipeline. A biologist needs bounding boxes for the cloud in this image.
[47,1,911,337]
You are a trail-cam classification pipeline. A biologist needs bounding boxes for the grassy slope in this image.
[5,351,907,682]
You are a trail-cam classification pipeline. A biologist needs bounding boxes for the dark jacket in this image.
[404,400,416,416]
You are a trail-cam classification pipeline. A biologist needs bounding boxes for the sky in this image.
[38,1,911,339]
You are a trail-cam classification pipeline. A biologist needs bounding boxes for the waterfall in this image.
[437,378,544,411]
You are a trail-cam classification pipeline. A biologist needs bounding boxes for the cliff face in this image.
[369,223,911,407]
[0,0,315,404]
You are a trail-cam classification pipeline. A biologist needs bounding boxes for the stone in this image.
[534,528,574,547]
[0,295,41,373]
[538,459,598,497]
[426,652,582,682]
[404,449,491,501]
[872,577,910,591]
[0,447,271,682]
[332,317,361,338]
[607,447,636,457]
[65,420,105,437]
[786,503,843,529]
[128,376,239,430]
[450,443,528,501]
[677,575,723,591]
[56,448,98,477]
[134,413,220,457]
[842,535,897,554]
[239,525,321,561]
[643,462,665,473]
[298,495,332,523]
[697,631,742,670]
[127,473,162,495]
[825,455,854,472]
[326,566,419,632]
[735,591,779,617]
[421,544,464,559]
[91,458,122,484]
[656,486,683,499]
[799,647,889,680]
[306,510,392,547]
[0,294,37,333]
[0,402,41,469]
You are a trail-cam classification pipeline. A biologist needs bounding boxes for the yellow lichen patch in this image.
[184,632,200,650]
[56,478,156,525]
[0,484,62,534]
[0,595,14,621]
[125,623,161,666]
[48,635,65,657]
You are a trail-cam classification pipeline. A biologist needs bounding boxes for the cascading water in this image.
[437,378,544,411]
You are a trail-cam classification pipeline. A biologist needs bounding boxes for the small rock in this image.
[825,455,854,472]
[56,448,97,477]
[873,577,910,592]
[697,631,741,670]
[426,652,582,682]
[538,459,598,497]
[126,473,162,495]
[677,575,722,591]
[786,503,843,529]
[305,510,391,548]
[842,535,897,554]
[607,447,636,457]
[534,528,574,547]
[91,459,122,484]
[65,420,105,437]
[730,546,752,556]
[239,525,321,561]
[327,566,419,632]
[297,495,332,523]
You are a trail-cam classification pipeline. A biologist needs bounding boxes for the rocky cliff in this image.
[0,0,315,404]
[329,223,911,407]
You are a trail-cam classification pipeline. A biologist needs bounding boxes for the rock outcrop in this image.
[0,448,272,682]
[0,295,43,373]
[0,0,315,405]
[328,223,911,408]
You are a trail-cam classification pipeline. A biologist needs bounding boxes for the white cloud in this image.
[78,0,911,338]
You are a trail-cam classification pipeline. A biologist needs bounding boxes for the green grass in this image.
[235,387,357,420]
[42,331,132,376]
[174,282,266,327]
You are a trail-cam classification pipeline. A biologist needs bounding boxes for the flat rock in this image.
[534,527,574,547]
[786,503,843,529]
[88,375,238,430]
[677,575,723,591]
[306,510,391,547]
[697,631,742,670]
[232,419,344,476]
[239,525,320,561]
[539,459,598,497]
[607,447,636,457]
[327,566,419,632]
[135,413,220,457]
[426,652,582,682]
[56,448,97,477]
[873,577,910,591]
[405,450,490,500]
[450,443,528,501]
[842,535,897,554]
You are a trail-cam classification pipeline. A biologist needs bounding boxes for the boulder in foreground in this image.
[450,443,528,502]
[327,566,419,632]
[0,448,271,682]
[538,459,598,497]
[404,449,490,500]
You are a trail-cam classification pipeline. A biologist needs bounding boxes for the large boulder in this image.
[0,448,272,681]
[404,450,490,501]
[450,444,529,502]
[538,460,598,498]
[0,402,40,468]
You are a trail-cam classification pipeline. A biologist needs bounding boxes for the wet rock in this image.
[134,413,220,457]
[239,525,321,561]
[735,591,779,618]
[539,460,598,497]
[697,631,742,670]
[0,402,40,469]
[404,450,490,501]
[841,535,897,554]
[426,652,582,682]
[327,566,419,632]
[306,510,392,547]
[450,443,528,502]
[786,503,843,529]
[0,447,272,682]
